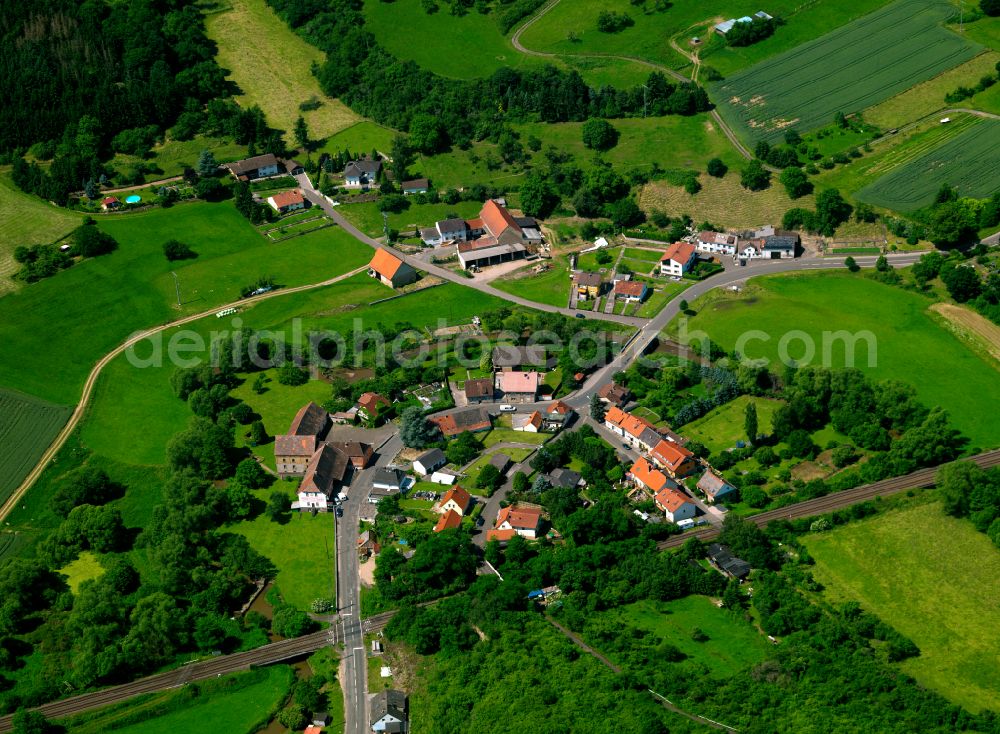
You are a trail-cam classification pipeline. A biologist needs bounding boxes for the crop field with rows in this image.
[857,118,1000,210]
[0,389,71,505]
[712,0,981,144]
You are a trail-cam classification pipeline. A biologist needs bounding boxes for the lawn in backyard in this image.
[338,199,483,238]
[856,118,1000,210]
[805,502,1000,713]
[63,667,293,734]
[596,596,771,678]
[204,0,359,140]
[681,395,782,454]
[0,173,82,295]
[319,121,400,159]
[58,552,105,595]
[493,257,572,308]
[232,511,336,610]
[462,447,534,493]
[0,202,371,405]
[109,134,247,182]
[481,427,550,448]
[80,277,506,467]
[712,0,981,144]
[0,389,71,505]
[673,272,1000,449]
[362,0,544,79]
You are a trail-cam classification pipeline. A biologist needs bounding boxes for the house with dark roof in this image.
[697,470,737,503]
[597,382,631,407]
[373,467,405,492]
[738,226,798,260]
[401,178,429,194]
[491,345,556,372]
[295,444,350,511]
[707,543,752,580]
[413,448,447,476]
[326,441,373,469]
[371,689,407,733]
[343,157,382,189]
[225,153,281,180]
[275,402,330,477]
[464,377,494,404]
[358,530,381,558]
[489,452,511,475]
[430,407,492,438]
[368,248,417,288]
[574,271,603,300]
[548,467,582,489]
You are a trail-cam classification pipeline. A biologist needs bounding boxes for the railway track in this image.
[0,610,401,732]
[658,449,1000,550]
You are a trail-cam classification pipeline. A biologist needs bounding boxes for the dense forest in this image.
[266,0,711,151]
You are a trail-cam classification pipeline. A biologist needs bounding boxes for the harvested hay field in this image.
[930,302,1000,365]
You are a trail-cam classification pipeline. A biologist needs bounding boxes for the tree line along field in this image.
[712,0,981,145]
[0,202,373,406]
[0,389,72,506]
[805,502,1000,714]
[672,273,1000,450]
[856,118,1000,211]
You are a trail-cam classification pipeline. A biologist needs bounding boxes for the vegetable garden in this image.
[856,118,1000,210]
[712,0,981,144]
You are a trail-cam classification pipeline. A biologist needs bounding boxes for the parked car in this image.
[575,313,586,319]
[499,404,517,412]
[335,507,344,518]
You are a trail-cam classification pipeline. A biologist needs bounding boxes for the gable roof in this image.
[496,504,542,530]
[597,382,630,405]
[661,242,696,265]
[492,345,555,369]
[226,153,279,175]
[573,271,603,287]
[275,402,329,455]
[464,377,494,399]
[512,411,543,430]
[415,448,446,469]
[651,439,695,472]
[434,509,463,532]
[655,487,694,513]
[358,392,390,416]
[698,230,737,246]
[614,280,647,297]
[498,371,539,394]
[373,467,404,487]
[274,434,318,457]
[440,486,472,514]
[697,470,735,498]
[326,441,373,464]
[430,407,491,437]
[547,400,572,415]
[401,177,429,190]
[268,189,304,208]
[480,199,522,238]
[489,453,511,471]
[629,457,670,493]
[369,248,406,280]
[102,196,119,205]
[344,158,381,177]
[605,406,657,440]
[437,217,468,232]
[371,690,407,723]
[548,467,581,488]
[301,444,350,495]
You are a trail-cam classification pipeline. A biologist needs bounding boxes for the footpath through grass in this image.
[806,502,1000,713]
[205,0,359,140]
[674,273,1000,449]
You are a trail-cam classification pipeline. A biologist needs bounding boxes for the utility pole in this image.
[170,271,181,308]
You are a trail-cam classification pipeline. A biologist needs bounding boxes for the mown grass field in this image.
[600,596,771,678]
[109,134,247,182]
[319,121,399,159]
[232,511,336,610]
[0,389,72,505]
[205,0,359,140]
[713,0,981,144]
[493,257,572,307]
[682,395,781,454]
[673,273,1000,449]
[80,276,506,466]
[806,502,1000,713]
[863,51,1000,128]
[856,118,1000,210]
[0,173,82,295]
[0,202,372,405]
[62,667,293,734]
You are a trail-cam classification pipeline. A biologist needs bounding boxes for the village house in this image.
[488,504,544,542]
[695,230,739,256]
[655,487,698,523]
[373,467,405,493]
[463,377,494,404]
[421,200,542,269]
[707,543,752,580]
[368,248,418,288]
[294,444,350,512]
[497,370,539,403]
[371,689,408,733]
[357,392,391,422]
[737,226,798,260]
[438,486,473,516]
[266,189,305,213]
[489,453,511,476]
[357,530,381,559]
[225,153,281,181]
[543,400,574,431]
[413,448,447,476]
[547,467,583,489]
[275,402,330,477]
[434,509,463,533]
[401,178,429,194]
[597,382,631,408]
[659,242,698,277]
[101,196,120,211]
[343,157,382,189]
[697,470,737,503]
[512,410,543,432]
[604,406,662,452]
[650,439,698,479]
[326,441,373,469]
[613,279,649,303]
[574,271,603,300]
[628,457,675,495]
[430,406,492,437]
[491,345,557,372]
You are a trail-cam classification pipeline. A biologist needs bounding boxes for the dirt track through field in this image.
[0,266,367,523]
[930,302,1000,365]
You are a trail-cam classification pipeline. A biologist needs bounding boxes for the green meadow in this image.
[674,273,1000,449]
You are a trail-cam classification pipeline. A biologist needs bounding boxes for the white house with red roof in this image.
[603,406,662,452]
[266,189,305,213]
[655,487,697,523]
[659,242,697,277]
[433,509,463,532]
[438,486,473,516]
[650,439,698,479]
[422,200,542,269]
[613,279,649,303]
[488,504,544,541]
